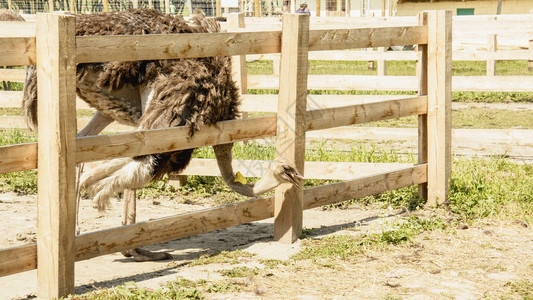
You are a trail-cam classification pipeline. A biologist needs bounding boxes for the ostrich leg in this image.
[120,189,173,261]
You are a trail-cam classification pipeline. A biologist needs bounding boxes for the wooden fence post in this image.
[417,11,428,201]
[49,0,54,12]
[103,0,109,11]
[426,10,452,207]
[316,0,320,16]
[487,34,497,76]
[36,13,77,298]
[274,14,309,243]
[229,13,248,98]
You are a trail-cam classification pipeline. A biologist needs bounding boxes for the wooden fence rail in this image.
[0,10,451,298]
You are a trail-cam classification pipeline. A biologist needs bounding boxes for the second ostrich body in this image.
[23,9,302,261]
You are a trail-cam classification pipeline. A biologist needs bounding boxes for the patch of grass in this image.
[0,128,37,145]
[293,216,448,263]
[504,279,533,299]
[219,266,259,278]
[189,250,254,266]
[449,156,533,222]
[70,279,204,300]
[258,258,290,269]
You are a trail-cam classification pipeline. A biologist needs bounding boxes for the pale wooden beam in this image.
[426,10,452,206]
[417,11,428,201]
[274,13,309,243]
[487,34,497,76]
[36,13,77,298]
[316,0,320,16]
[103,0,109,11]
[228,13,248,121]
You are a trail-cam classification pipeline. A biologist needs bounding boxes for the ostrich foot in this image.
[121,248,173,262]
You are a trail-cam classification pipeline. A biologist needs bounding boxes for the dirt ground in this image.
[0,191,532,300]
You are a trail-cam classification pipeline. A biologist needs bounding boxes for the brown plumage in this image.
[23,9,240,181]
[0,9,25,21]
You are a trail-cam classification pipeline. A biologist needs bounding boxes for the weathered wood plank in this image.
[75,31,283,63]
[0,68,26,82]
[417,12,429,202]
[274,14,308,243]
[305,96,427,131]
[36,13,77,298]
[304,164,427,209]
[308,26,428,51]
[426,10,452,207]
[0,37,36,66]
[0,164,426,278]
[182,159,416,180]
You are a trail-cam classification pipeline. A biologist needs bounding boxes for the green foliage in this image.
[219,266,259,278]
[449,156,533,221]
[189,250,254,266]
[69,279,204,300]
[504,279,533,299]
[293,216,448,262]
[0,128,37,145]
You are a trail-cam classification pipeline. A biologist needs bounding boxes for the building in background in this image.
[396,0,533,16]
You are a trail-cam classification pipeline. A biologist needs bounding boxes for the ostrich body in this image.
[22,9,302,261]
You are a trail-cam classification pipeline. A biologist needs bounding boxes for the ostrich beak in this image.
[283,166,304,187]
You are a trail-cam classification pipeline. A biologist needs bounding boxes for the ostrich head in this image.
[266,157,304,188]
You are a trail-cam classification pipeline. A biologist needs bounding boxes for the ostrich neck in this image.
[213,144,280,197]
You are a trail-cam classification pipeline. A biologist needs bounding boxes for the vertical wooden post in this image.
[267,0,272,16]
[290,0,295,13]
[49,0,54,12]
[254,0,260,16]
[426,10,452,207]
[69,0,76,13]
[229,13,248,95]
[103,0,109,11]
[377,47,386,76]
[133,0,139,9]
[336,0,341,16]
[381,0,385,16]
[487,34,497,76]
[345,0,350,16]
[148,0,153,9]
[316,0,320,16]
[216,0,222,17]
[417,11,428,201]
[8,0,12,10]
[274,14,309,243]
[36,13,77,298]
[166,0,171,14]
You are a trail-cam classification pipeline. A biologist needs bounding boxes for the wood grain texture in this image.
[0,68,26,82]
[36,13,77,298]
[426,10,452,207]
[0,37,36,66]
[417,12,429,202]
[75,31,282,63]
[0,164,426,278]
[274,14,309,243]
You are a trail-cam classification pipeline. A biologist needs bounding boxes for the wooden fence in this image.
[0,10,451,298]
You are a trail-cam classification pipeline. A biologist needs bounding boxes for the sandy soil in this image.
[0,192,532,300]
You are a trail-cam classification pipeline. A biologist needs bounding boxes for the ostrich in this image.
[22,9,303,261]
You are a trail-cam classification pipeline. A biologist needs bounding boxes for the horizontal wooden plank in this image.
[0,91,23,107]
[0,68,26,82]
[0,22,36,37]
[241,94,413,112]
[304,164,427,209]
[0,243,36,277]
[76,115,277,163]
[308,26,428,51]
[0,37,36,66]
[249,75,533,92]
[306,96,427,131]
[248,75,419,91]
[182,159,416,180]
[76,31,282,63]
[0,163,425,277]
[0,143,37,173]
